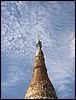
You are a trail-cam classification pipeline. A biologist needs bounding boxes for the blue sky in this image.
[1,1,75,99]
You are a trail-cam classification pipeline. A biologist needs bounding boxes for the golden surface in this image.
[25,40,58,99]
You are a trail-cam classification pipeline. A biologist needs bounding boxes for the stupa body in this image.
[25,38,58,99]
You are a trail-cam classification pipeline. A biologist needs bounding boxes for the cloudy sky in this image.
[1,1,75,99]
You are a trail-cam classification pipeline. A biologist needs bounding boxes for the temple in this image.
[25,37,58,99]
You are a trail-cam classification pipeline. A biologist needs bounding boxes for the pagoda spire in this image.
[36,35,43,56]
[25,37,58,99]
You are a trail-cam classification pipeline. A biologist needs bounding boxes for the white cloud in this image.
[69,37,75,59]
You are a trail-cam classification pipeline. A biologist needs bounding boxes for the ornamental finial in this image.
[36,34,42,49]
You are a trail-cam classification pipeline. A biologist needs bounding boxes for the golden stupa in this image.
[25,37,58,99]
